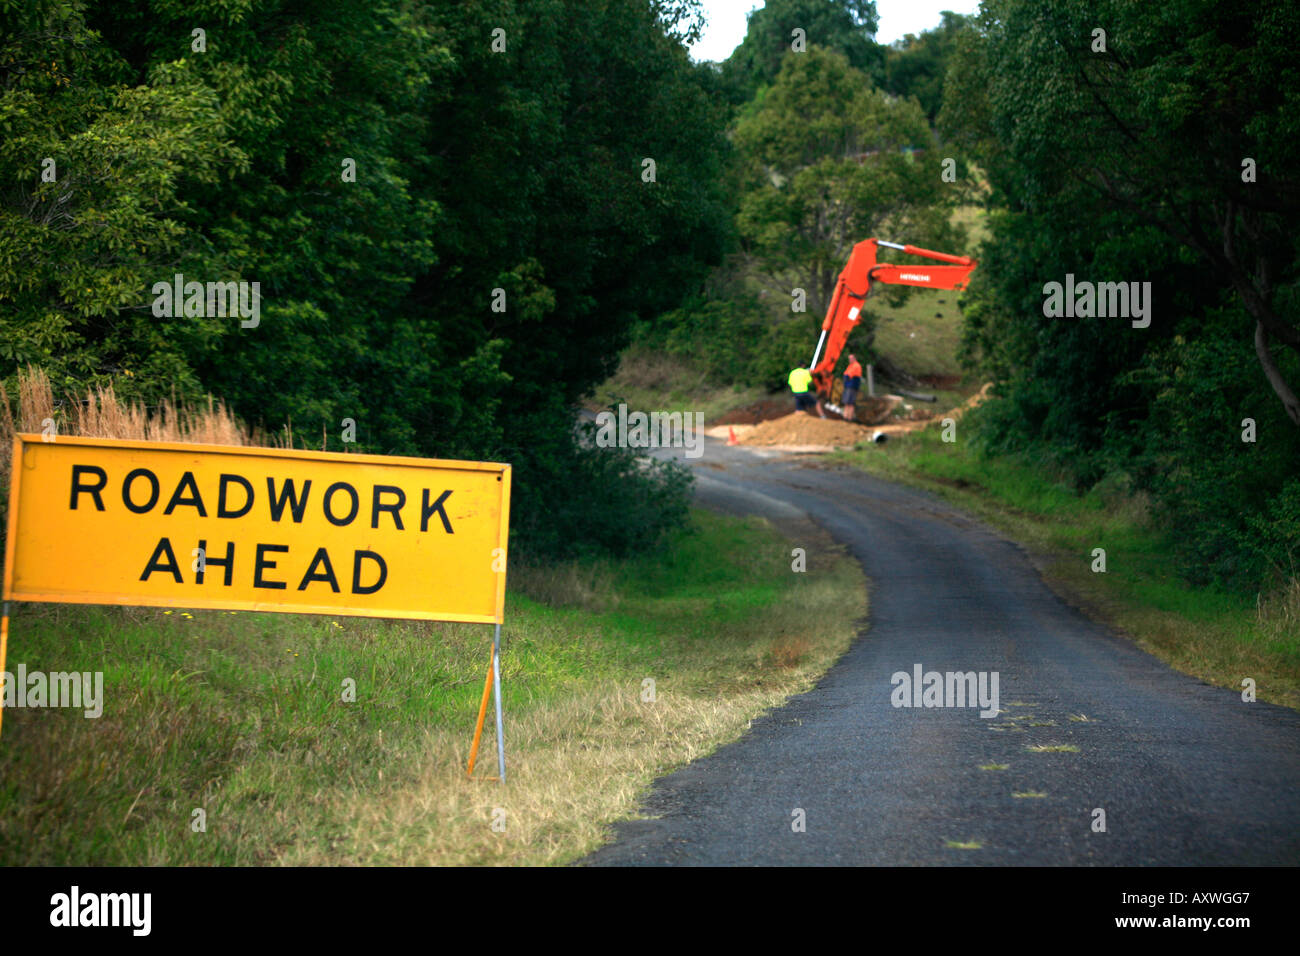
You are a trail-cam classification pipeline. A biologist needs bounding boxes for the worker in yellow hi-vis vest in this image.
[788,367,824,418]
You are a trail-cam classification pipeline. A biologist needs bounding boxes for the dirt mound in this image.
[853,396,903,423]
[737,412,871,448]
[710,397,800,426]
[730,383,994,449]
[714,394,900,426]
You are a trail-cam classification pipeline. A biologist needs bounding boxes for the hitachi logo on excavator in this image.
[898,272,930,282]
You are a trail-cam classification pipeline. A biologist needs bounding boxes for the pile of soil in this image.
[710,397,799,426]
[713,394,900,426]
[737,412,871,448]
[849,396,902,424]
[726,383,994,449]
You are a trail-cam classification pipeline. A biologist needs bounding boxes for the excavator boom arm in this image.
[809,239,977,398]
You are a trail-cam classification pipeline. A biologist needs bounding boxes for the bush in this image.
[645,293,814,391]
[1136,310,1300,591]
[508,415,694,562]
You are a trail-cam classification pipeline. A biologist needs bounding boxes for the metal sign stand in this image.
[466,623,506,783]
[0,601,10,737]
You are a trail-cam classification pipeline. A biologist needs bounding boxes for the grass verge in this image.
[829,424,1300,710]
[0,508,865,865]
[588,347,766,423]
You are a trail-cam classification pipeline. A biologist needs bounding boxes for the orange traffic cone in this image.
[728,426,738,445]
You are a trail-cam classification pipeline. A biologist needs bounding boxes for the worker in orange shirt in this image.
[841,354,863,422]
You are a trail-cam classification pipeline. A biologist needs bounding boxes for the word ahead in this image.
[4,436,511,623]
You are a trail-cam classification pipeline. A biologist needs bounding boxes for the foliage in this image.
[518,415,695,562]
[1138,306,1300,589]
[0,3,245,399]
[943,0,1300,591]
[639,290,811,390]
[733,47,967,353]
[720,0,881,100]
[0,0,732,559]
[881,10,972,123]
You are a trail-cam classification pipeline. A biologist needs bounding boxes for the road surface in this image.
[585,439,1300,865]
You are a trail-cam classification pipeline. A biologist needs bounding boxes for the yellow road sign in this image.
[3,435,510,623]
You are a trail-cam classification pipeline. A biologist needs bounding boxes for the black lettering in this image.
[324,482,359,526]
[164,471,207,516]
[122,468,160,514]
[371,485,405,530]
[140,537,183,583]
[267,477,311,522]
[298,548,340,592]
[254,543,289,589]
[218,474,254,518]
[420,489,454,533]
[351,550,387,594]
[197,539,234,586]
[70,465,107,511]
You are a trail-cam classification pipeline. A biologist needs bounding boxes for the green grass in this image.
[589,347,766,423]
[869,204,988,381]
[830,425,1300,709]
[870,291,968,380]
[0,508,865,865]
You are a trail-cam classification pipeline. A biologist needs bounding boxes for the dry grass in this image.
[1,366,286,552]
[387,519,864,867]
[280,680,801,866]
[509,560,622,614]
[1,365,271,449]
[1258,577,1300,644]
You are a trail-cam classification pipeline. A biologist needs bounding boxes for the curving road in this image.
[585,438,1300,866]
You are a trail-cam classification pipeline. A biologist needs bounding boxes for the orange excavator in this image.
[808,238,977,415]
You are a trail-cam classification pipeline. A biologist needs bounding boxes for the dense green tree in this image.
[945,0,1300,428]
[942,0,1300,588]
[0,1,245,398]
[1,0,732,558]
[721,0,881,100]
[734,47,965,353]
[881,10,971,123]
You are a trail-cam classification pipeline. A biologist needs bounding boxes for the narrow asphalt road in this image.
[585,438,1300,865]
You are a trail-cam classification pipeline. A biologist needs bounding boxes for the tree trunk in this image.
[1255,321,1300,426]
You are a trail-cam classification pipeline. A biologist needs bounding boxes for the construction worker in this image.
[842,353,863,422]
[788,366,824,417]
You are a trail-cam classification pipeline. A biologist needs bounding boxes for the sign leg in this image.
[492,622,505,784]
[466,646,495,777]
[0,601,9,739]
